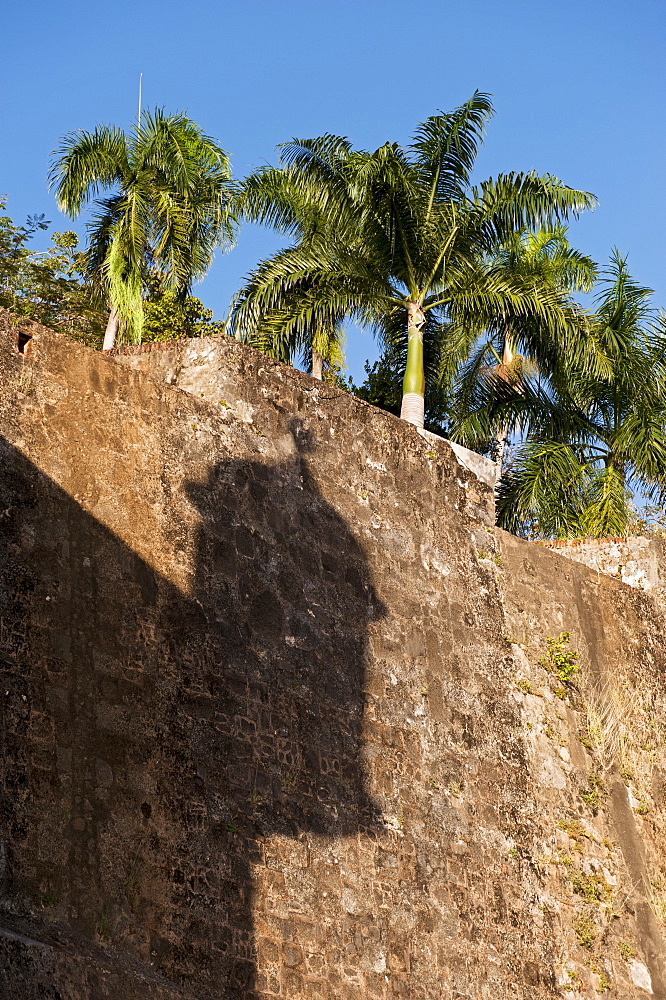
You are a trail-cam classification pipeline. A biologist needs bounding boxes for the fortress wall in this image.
[538,535,666,603]
[1,311,666,999]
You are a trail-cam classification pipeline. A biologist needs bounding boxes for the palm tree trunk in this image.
[311,349,323,380]
[400,301,426,428]
[493,433,507,470]
[102,308,119,351]
[492,329,514,470]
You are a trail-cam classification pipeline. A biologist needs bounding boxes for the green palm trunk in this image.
[231,92,596,434]
[400,301,426,427]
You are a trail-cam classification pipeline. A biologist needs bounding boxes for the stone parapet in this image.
[538,535,666,603]
[109,333,499,510]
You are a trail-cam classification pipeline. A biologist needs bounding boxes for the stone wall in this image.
[1,312,666,999]
[107,336,499,493]
[539,536,666,603]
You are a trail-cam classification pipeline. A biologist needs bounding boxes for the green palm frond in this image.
[232,93,596,422]
[471,172,597,241]
[50,109,234,344]
[410,91,494,210]
[487,253,666,538]
[49,125,129,217]
[107,237,144,344]
[581,466,632,538]
[497,441,590,538]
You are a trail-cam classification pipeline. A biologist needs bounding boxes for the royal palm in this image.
[232,93,596,427]
[469,254,666,538]
[453,226,597,468]
[50,109,234,348]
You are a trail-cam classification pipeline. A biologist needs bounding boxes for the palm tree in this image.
[231,93,596,426]
[465,253,666,538]
[230,258,347,379]
[230,159,350,379]
[453,227,597,468]
[49,109,234,348]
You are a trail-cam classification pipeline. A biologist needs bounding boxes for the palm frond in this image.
[410,91,494,210]
[49,125,128,216]
[497,441,589,538]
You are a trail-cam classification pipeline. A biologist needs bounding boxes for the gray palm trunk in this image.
[311,349,323,380]
[102,308,119,351]
[493,334,514,473]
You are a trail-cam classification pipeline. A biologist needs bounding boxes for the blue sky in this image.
[2,0,664,382]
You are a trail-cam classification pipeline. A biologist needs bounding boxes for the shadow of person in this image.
[161,423,386,996]
[0,427,386,999]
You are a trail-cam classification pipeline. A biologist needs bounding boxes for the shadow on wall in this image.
[0,424,386,998]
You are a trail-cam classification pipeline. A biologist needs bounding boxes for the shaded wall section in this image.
[2,312,666,999]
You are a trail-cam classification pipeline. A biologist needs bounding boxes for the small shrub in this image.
[539,632,579,686]
[557,819,587,841]
[124,875,141,910]
[579,727,595,751]
[573,913,596,949]
[98,911,112,940]
[585,959,611,993]
[561,858,612,903]
[580,773,606,813]
[619,940,636,961]
[596,971,611,993]
[515,677,532,694]
[563,969,581,991]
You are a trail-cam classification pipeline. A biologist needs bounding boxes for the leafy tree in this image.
[49,109,234,348]
[465,253,666,538]
[0,198,106,343]
[142,280,224,342]
[353,354,402,417]
[0,200,49,306]
[0,198,223,348]
[231,93,596,426]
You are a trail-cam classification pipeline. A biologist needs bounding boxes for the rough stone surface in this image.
[108,335,499,502]
[539,536,666,603]
[1,312,666,999]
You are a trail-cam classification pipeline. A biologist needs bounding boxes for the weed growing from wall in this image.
[573,912,596,949]
[539,633,579,696]
[579,773,607,813]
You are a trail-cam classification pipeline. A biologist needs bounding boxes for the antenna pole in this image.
[137,73,143,128]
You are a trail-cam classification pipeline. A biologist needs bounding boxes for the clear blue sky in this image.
[2,0,664,382]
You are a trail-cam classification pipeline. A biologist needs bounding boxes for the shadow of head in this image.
[184,443,387,838]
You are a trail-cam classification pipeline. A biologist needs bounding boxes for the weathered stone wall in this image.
[107,336,499,493]
[539,536,666,603]
[1,312,666,999]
